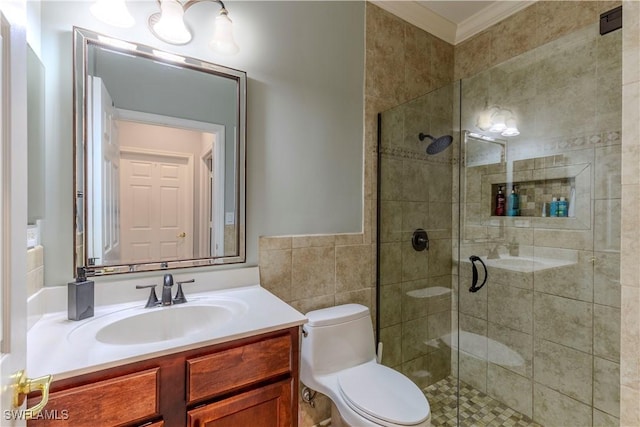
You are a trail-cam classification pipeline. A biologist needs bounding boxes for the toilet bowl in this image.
[301,304,431,427]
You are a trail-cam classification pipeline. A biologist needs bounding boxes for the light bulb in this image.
[489,112,507,133]
[501,118,520,136]
[91,0,135,28]
[210,10,239,55]
[151,0,192,45]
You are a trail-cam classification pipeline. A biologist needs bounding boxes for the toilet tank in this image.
[301,304,376,377]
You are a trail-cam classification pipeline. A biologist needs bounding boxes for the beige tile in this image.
[594,251,621,308]
[454,29,493,80]
[459,276,487,319]
[292,234,336,249]
[459,351,487,393]
[488,323,533,379]
[403,24,435,101]
[594,304,621,362]
[335,233,363,246]
[401,316,429,363]
[380,201,402,243]
[258,249,292,302]
[489,4,538,66]
[401,201,428,235]
[593,408,620,427]
[533,383,592,427]
[379,324,403,368]
[380,283,402,328]
[487,364,533,418]
[402,159,430,202]
[427,239,452,278]
[401,279,429,322]
[621,385,640,427]
[533,339,593,405]
[401,236,429,281]
[380,155,404,201]
[259,236,292,251]
[379,242,402,285]
[534,228,593,251]
[595,199,622,252]
[335,288,372,310]
[534,293,593,353]
[622,1,640,85]
[427,311,451,342]
[620,184,640,287]
[289,295,335,316]
[594,357,621,417]
[533,250,593,302]
[488,283,533,334]
[335,245,371,293]
[621,285,640,389]
[291,246,335,300]
[595,145,622,199]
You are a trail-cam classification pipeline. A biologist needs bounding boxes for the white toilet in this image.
[301,304,431,427]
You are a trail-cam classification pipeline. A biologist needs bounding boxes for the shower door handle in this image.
[468,255,488,293]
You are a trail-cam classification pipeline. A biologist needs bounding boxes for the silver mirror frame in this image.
[73,27,246,277]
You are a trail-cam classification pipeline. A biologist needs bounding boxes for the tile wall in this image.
[378,83,455,389]
[456,4,622,426]
[257,4,454,426]
[620,1,640,425]
[27,245,44,298]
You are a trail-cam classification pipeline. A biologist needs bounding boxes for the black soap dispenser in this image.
[68,267,94,321]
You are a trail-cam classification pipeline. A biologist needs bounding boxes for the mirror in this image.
[74,28,246,276]
[464,131,506,167]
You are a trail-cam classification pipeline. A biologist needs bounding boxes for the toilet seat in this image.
[337,363,430,426]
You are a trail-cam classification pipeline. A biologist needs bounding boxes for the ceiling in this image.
[372,1,534,45]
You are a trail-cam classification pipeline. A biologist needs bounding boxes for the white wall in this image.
[38,1,364,286]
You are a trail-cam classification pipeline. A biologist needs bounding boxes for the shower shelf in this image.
[491,177,575,218]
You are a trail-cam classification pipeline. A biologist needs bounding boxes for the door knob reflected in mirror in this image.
[177,232,186,238]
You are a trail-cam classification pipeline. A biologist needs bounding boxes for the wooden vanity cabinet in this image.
[27,327,300,427]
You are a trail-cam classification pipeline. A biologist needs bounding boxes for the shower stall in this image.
[377,19,621,427]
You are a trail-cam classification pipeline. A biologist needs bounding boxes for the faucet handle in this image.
[136,284,160,308]
[173,279,194,304]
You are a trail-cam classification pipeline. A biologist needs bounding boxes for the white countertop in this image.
[28,284,307,381]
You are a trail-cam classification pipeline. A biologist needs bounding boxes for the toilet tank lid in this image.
[305,304,369,327]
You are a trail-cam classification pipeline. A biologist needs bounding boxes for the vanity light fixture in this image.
[91,0,239,54]
[476,106,520,137]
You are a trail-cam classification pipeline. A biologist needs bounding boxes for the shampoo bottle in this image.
[507,185,520,216]
[558,196,568,217]
[495,186,506,216]
[550,197,558,217]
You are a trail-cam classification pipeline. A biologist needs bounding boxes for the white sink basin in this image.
[484,256,575,272]
[68,298,248,347]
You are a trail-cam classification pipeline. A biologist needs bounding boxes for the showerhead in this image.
[418,133,453,155]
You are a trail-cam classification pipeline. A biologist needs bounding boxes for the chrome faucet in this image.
[487,244,501,259]
[137,274,195,308]
[162,273,174,306]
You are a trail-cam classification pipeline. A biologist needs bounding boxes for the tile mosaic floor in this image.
[423,376,542,427]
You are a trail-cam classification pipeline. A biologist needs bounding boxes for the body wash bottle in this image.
[550,197,558,217]
[495,186,505,216]
[507,185,520,216]
[558,196,568,217]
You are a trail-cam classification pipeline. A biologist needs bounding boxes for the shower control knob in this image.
[412,229,429,251]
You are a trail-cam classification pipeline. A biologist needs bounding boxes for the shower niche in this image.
[490,177,576,218]
[464,154,592,231]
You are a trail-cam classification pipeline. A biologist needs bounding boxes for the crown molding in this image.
[370,1,457,45]
[371,1,536,46]
[455,1,536,44]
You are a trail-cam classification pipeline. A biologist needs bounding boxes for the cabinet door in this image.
[187,379,292,427]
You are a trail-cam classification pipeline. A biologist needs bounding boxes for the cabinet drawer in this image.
[186,379,292,427]
[187,334,292,404]
[28,368,160,427]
